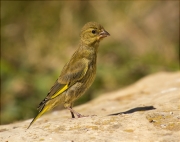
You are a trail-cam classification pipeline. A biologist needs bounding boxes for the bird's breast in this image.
[79,58,96,92]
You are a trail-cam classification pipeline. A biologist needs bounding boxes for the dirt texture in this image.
[1,72,180,142]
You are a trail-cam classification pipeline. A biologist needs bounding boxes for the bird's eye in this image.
[92,30,96,34]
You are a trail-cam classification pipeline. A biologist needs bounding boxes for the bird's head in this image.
[80,22,110,46]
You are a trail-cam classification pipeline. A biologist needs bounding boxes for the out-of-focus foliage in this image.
[1,1,179,124]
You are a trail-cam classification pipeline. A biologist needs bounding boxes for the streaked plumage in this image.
[28,22,110,128]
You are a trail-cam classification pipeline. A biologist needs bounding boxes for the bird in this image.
[28,22,110,129]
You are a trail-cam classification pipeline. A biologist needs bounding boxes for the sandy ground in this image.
[0,72,180,142]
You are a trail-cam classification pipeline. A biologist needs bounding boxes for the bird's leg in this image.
[70,105,75,118]
[67,107,86,118]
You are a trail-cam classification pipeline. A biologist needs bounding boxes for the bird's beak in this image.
[99,29,110,38]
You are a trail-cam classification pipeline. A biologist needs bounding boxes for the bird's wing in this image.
[58,58,89,85]
[50,59,88,99]
[38,58,89,110]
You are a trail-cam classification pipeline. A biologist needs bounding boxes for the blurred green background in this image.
[1,1,179,124]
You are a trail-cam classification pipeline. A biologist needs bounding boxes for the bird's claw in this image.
[77,114,97,118]
[77,114,88,118]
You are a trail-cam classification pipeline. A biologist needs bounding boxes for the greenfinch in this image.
[28,22,110,128]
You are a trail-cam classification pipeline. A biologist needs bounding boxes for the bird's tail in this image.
[27,104,50,129]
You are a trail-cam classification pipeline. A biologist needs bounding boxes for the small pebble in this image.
[170,112,173,115]
[161,124,166,128]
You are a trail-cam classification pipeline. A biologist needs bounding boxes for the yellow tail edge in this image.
[27,105,49,129]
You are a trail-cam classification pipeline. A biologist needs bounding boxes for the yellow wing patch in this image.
[51,84,68,99]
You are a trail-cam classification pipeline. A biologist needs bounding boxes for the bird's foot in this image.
[67,107,96,118]
[77,114,88,118]
[77,114,97,118]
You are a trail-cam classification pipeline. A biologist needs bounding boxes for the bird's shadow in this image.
[108,106,156,116]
